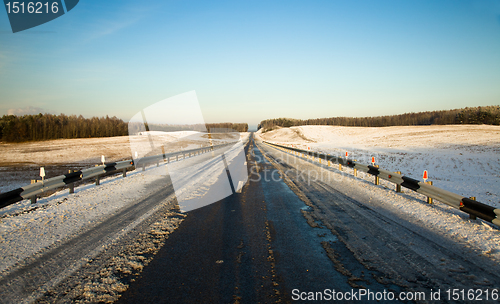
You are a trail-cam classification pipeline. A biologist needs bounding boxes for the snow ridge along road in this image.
[255,138,500,301]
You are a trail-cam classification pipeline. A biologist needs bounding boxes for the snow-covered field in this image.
[257,125,500,208]
[0,136,132,194]
[0,136,133,166]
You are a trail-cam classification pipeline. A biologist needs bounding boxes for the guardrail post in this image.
[469,197,477,219]
[69,170,75,194]
[30,179,37,204]
[425,181,433,204]
[339,163,342,171]
[396,171,402,192]
[122,168,127,178]
[176,155,179,161]
[94,165,101,185]
[374,165,379,185]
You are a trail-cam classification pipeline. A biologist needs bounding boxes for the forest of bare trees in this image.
[0,113,248,142]
[258,106,500,132]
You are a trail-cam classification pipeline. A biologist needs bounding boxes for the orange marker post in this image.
[423,170,432,203]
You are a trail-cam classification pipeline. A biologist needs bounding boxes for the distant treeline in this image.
[0,114,128,142]
[0,113,248,142]
[206,123,248,133]
[129,122,248,134]
[258,106,500,131]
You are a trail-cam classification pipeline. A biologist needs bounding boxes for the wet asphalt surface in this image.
[117,138,396,303]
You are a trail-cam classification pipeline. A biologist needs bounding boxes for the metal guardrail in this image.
[262,141,500,227]
[134,142,234,169]
[0,142,235,210]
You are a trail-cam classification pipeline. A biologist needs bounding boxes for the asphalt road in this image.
[8,135,493,303]
[117,138,398,303]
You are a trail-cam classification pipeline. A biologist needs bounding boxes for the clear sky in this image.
[1,0,499,129]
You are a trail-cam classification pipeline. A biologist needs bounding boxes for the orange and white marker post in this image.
[423,170,433,204]
[370,157,379,185]
[40,166,45,183]
[339,152,347,170]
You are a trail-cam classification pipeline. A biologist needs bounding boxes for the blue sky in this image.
[1,0,499,129]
